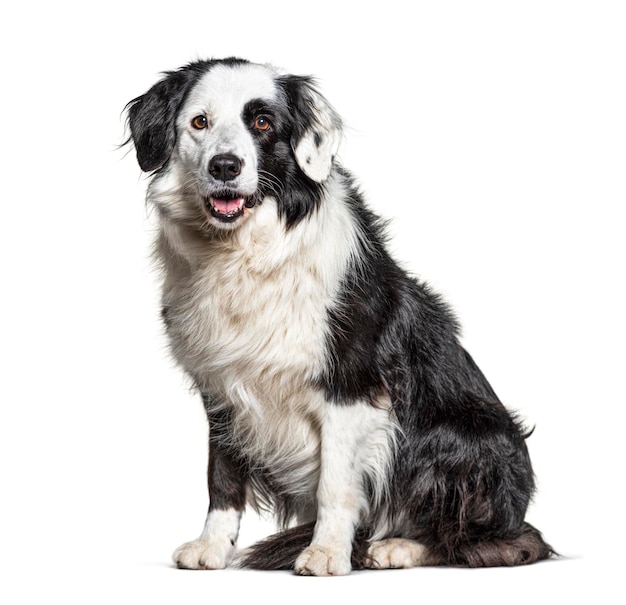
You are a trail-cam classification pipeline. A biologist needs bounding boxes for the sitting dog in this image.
[125,57,553,575]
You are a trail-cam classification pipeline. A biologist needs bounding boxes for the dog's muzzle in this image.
[204,153,258,223]
[204,193,257,222]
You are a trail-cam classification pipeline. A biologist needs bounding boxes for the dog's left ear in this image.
[279,76,343,183]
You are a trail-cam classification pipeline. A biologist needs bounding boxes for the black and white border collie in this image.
[125,57,553,575]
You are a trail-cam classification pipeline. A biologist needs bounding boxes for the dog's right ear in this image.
[125,66,202,172]
[278,75,343,183]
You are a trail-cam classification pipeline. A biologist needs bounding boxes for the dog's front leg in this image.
[173,412,246,569]
[295,401,380,576]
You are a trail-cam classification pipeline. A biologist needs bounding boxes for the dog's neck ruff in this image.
[157,171,360,391]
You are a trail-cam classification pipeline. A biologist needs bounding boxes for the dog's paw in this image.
[294,544,352,576]
[364,538,427,569]
[173,538,235,570]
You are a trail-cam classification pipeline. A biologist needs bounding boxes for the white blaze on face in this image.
[175,62,280,197]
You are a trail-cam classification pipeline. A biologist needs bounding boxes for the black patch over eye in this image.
[191,115,208,130]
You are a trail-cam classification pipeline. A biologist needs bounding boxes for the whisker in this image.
[258,170,284,198]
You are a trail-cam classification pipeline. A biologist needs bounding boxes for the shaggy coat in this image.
[126,57,553,575]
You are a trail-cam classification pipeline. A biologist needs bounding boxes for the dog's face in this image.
[127,59,342,231]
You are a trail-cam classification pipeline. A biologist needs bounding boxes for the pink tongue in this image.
[213,197,244,213]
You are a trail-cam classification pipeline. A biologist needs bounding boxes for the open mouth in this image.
[204,193,257,223]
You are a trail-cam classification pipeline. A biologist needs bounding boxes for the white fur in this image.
[154,168,394,532]
[147,62,399,575]
[295,399,397,576]
[365,538,428,569]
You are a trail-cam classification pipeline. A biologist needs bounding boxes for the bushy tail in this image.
[425,522,555,567]
[238,521,555,570]
[236,522,316,570]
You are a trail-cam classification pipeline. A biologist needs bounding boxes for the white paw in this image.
[294,544,352,576]
[365,538,427,569]
[173,538,235,570]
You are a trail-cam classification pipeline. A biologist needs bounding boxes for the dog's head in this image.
[126,58,342,230]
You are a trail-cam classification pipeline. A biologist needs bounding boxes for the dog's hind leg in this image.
[364,538,430,569]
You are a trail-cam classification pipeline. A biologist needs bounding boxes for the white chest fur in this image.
[159,188,359,495]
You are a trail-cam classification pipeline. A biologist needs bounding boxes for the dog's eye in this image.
[254,116,271,132]
[191,115,208,130]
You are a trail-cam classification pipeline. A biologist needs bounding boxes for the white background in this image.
[1,1,624,602]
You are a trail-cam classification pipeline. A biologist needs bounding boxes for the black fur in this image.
[314,175,545,560]
[243,168,554,567]
[126,58,553,571]
[202,400,247,514]
[256,74,334,227]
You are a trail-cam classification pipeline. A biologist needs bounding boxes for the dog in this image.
[125,57,553,575]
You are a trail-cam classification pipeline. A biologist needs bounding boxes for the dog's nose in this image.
[209,154,242,182]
